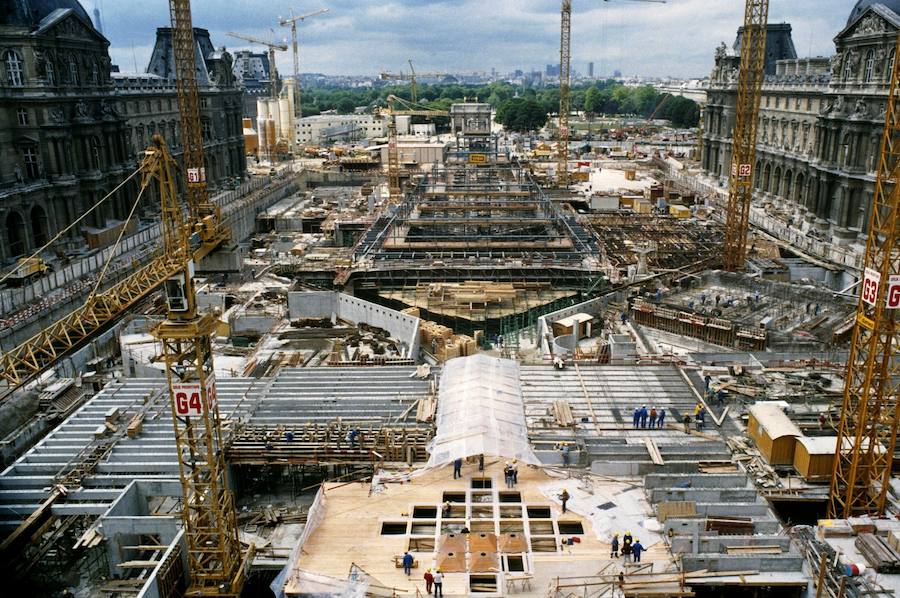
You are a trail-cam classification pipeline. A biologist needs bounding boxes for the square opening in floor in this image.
[443,492,466,503]
[471,478,493,489]
[381,522,407,535]
[557,521,584,535]
[499,491,521,503]
[470,575,498,593]
[413,506,438,519]
[527,506,551,518]
[506,555,525,572]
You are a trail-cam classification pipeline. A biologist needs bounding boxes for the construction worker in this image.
[657,408,666,429]
[478,453,484,471]
[424,569,434,594]
[632,407,640,428]
[610,533,620,558]
[504,462,513,488]
[453,457,462,479]
[632,539,645,563]
[433,569,444,598]
[640,405,648,429]
[621,532,633,563]
[402,551,414,575]
[560,488,570,513]
[561,443,571,466]
[442,501,452,518]
[511,460,519,485]
[648,407,657,429]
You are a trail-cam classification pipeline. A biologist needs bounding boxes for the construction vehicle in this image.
[380,60,449,104]
[374,95,448,202]
[556,0,665,188]
[829,27,900,518]
[227,31,288,100]
[5,257,49,285]
[722,1,768,271]
[279,7,328,121]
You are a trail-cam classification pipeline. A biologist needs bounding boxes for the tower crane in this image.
[722,1,768,271]
[556,0,665,188]
[375,95,447,203]
[380,60,449,104]
[279,7,329,122]
[227,31,288,100]
[165,2,251,595]
[829,29,900,518]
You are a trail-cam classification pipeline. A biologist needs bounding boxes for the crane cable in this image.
[84,172,151,304]
[0,166,143,287]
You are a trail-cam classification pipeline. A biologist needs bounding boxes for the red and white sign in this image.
[862,268,881,307]
[887,275,900,309]
[172,375,217,417]
[187,167,206,184]
[731,163,752,177]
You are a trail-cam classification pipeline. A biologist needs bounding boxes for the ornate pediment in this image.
[32,9,107,45]
[836,5,900,43]
[849,13,889,36]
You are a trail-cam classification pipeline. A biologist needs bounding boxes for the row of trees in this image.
[299,80,699,130]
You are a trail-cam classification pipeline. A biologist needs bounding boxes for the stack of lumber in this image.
[706,516,754,535]
[127,413,144,438]
[856,533,900,573]
[552,400,575,427]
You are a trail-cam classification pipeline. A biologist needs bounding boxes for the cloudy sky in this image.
[87,0,852,79]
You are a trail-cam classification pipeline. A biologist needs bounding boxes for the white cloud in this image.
[94,0,851,78]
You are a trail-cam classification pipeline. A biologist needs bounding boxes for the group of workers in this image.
[632,405,666,429]
[610,532,645,563]
[403,555,445,598]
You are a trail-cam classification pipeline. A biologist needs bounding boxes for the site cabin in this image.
[747,403,801,466]
[793,436,837,482]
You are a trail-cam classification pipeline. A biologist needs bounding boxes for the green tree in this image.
[496,98,548,132]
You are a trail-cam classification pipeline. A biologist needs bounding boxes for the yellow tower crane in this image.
[722,0,769,271]
[380,60,449,104]
[556,0,665,189]
[227,30,288,100]
[279,7,329,121]
[375,95,448,203]
[829,29,900,518]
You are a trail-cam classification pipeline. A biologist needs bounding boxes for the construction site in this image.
[5,1,900,598]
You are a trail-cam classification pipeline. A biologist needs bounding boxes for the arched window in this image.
[45,58,54,85]
[844,58,854,82]
[865,49,875,82]
[68,56,78,85]
[22,146,39,179]
[4,50,23,87]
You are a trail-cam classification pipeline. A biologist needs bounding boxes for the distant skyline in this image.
[89,0,851,79]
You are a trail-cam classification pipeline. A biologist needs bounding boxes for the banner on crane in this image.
[172,374,218,417]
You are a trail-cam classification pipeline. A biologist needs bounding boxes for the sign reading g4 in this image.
[862,268,881,307]
[887,274,900,309]
[172,375,218,417]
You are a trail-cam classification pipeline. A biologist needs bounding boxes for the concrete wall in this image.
[288,291,421,359]
[536,292,624,358]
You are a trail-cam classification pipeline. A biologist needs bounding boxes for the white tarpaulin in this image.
[426,354,540,468]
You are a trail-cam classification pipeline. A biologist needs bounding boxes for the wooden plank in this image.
[644,438,665,466]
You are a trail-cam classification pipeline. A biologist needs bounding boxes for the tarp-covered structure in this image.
[426,354,539,468]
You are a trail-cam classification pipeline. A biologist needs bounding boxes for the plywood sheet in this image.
[470,550,500,573]
[437,549,467,573]
[469,531,497,553]
[499,532,528,553]
[438,533,466,553]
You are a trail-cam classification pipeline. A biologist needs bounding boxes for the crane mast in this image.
[829,30,900,518]
[722,0,768,271]
[279,7,328,123]
[169,0,226,258]
[557,0,571,188]
[164,2,250,594]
